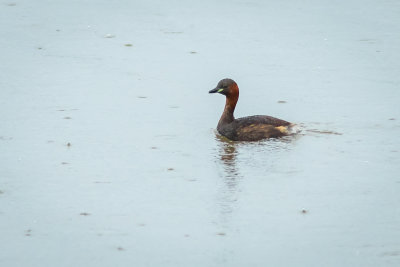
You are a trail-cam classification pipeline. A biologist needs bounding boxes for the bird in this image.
[209,78,294,141]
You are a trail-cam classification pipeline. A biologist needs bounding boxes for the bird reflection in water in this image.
[214,132,298,225]
[216,135,240,181]
[214,134,242,221]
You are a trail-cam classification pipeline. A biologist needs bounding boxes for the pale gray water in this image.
[1,0,400,266]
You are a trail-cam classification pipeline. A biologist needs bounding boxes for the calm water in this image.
[1,0,400,266]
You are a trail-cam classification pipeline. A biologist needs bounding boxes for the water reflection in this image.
[216,135,241,181]
[214,134,242,221]
[213,132,299,226]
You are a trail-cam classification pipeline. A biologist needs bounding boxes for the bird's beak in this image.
[209,87,223,94]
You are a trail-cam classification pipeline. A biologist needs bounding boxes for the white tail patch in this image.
[288,124,302,134]
[276,124,302,135]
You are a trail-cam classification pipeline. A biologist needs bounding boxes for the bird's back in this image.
[217,115,292,141]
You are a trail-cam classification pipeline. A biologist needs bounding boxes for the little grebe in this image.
[209,78,293,141]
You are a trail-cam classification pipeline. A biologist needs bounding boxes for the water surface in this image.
[1,0,399,266]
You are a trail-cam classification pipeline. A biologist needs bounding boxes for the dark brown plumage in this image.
[209,78,293,141]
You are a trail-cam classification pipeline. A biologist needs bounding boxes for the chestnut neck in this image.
[218,84,239,127]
